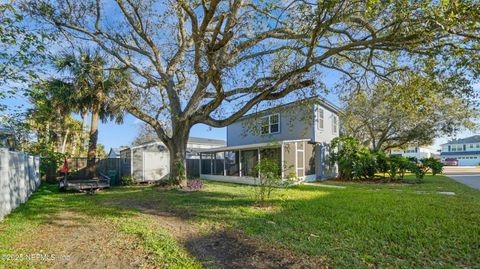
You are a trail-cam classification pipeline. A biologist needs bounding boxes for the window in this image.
[260,114,280,134]
[470,144,474,148]
[317,108,324,129]
[451,144,463,152]
[477,144,480,148]
[332,116,338,134]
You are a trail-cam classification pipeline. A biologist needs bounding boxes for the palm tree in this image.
[55,50,129,178]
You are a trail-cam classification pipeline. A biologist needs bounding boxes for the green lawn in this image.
[1,174,479,268]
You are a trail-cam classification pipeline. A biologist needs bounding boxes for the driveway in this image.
[443,166,480,190]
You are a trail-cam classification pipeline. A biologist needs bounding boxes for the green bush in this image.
[421,157,443,176]
[39,150,66,182]
[409,162,429,180]
[331,136,435,182]
[120,176,136,186]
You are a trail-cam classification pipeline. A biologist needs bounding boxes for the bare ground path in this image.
[12,211,152,268]
[106,199,326,269]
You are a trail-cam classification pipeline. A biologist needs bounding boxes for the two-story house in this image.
[199,97,341,184]
[390,146,434,160]
[440,135,480,166]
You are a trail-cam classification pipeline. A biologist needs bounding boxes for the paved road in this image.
[443,166,480,190]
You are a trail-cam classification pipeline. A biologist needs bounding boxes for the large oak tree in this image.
[341,72,478,151]
[26,0,479,185]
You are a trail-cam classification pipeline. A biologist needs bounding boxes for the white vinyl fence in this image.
[0,149,40,220]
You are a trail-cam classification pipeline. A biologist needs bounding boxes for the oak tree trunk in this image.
[166,126,189,187]
[86,102,100,178]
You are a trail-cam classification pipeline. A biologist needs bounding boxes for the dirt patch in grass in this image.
[12,211,153,269]
[186,229,328,269]
[107,199,328,269]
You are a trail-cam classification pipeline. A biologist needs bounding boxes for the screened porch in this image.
[199,139,316,185]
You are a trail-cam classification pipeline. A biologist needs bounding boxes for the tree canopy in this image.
[342,72,478,151]
[22,0,480,182]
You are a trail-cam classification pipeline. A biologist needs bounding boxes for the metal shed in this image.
[120,137,225,182]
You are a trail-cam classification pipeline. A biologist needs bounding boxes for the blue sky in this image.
[2,79,478,153]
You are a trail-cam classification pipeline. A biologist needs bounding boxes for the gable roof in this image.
[442,135,480,145]
[129,136,226,149]
[238,96,341,121]
[109,148,121,155]
[187,137,226,145]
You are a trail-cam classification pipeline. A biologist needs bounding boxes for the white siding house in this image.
[120,137,225,182]
[440,135,480,166]
[390,147,433,160]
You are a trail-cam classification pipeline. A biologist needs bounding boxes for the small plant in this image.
[186,179,204,191]
[253,158,283,206]
[421,157,443,176]
[120,176,135,186]
[409,162,428,181]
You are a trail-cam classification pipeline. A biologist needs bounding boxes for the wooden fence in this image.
[67,157,125,185]
[67,157,201,183]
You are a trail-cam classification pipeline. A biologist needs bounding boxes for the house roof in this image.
[237,96,341,121]
[187,137,226,145]
[441,135,480,145]
[124,136,226,151]
[198,139,311,153]
[109,148,121,156]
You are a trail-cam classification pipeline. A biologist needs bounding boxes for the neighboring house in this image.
[0,128,15,151]
[389,146,433,160]
[108,148,122,158]
[440,135,480,166]
[199,97,341,184]
[120,137,225,182]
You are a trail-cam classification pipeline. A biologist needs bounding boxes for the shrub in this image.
[40,150,66,182]
[253,158,283,205]
[354,149,377,180]
[330,136,364,180]
[409,162,429,181]
[421,157,443,176]
[120,176,135,186]
[396,157,412,180]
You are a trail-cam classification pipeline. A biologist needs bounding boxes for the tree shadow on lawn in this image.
[8,183,478,268]
[104,183,480,269]
[2,184,137,227]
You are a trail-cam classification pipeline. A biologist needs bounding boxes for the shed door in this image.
[143,151,169,181]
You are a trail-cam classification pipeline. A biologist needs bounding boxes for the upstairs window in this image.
[317,108,324,129]
[451,144,463,152]
[332,116,338,134]
[260,114,280,134]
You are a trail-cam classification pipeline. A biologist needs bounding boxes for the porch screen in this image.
[214,152,225,175]
[241,150,258,177]
[200,153,213,174]
[225,151,240,176]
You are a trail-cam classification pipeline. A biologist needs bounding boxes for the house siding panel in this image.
[227,105,314,147]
